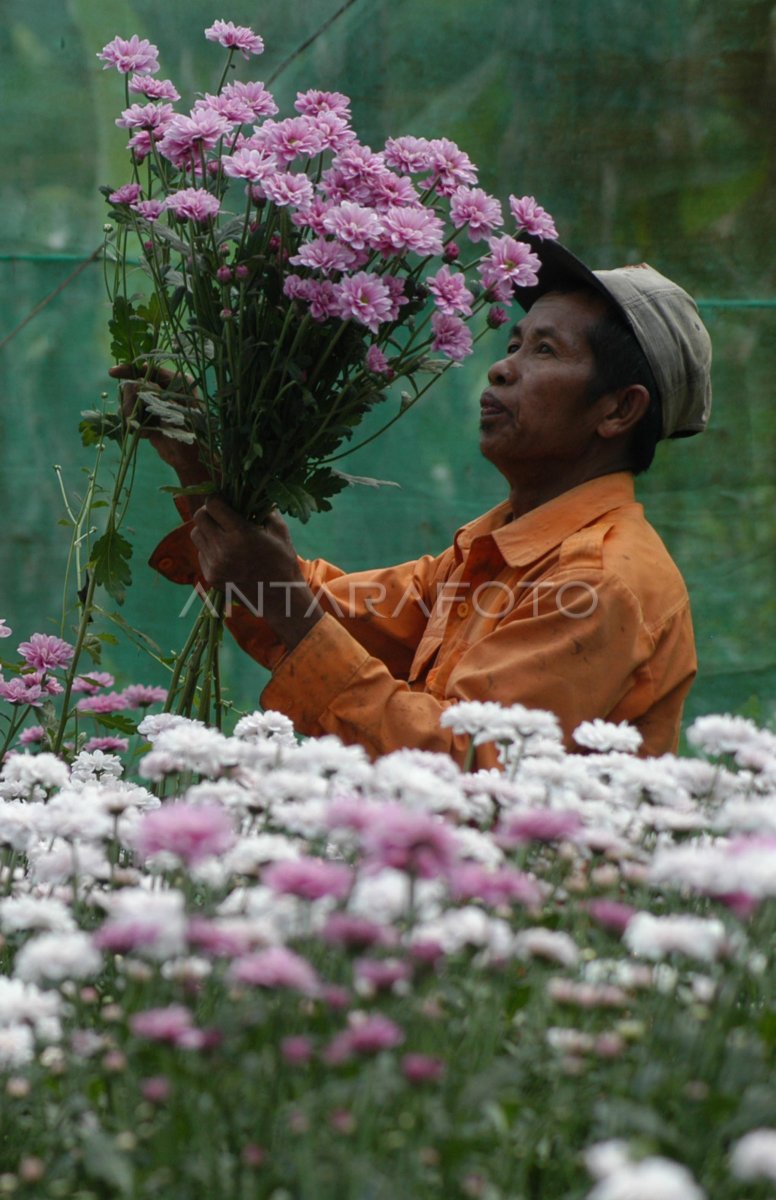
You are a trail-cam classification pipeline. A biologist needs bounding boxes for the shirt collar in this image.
[455,472,637,567]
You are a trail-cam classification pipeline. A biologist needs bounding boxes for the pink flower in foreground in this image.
[0,679,44,707]
[17,633,74,671]
[295,88,351,119]
[94,920,163,954]
[426,137,478,195]
[425,265,474,316]
[130,1005,195,1043]
[18,726,45,746]
[221,80,278,119]
[289,238,358,275]
[83,736,129,754]
[71,672,115,695]
[323,201,383,251]
[120,684,167,709]
[334,272,394,334]
[449,185,503,242]
[134,803,236,865]
[158,111,230,165]
[365,344,392,376]
[498,808,583,847]
[187,917,251,958]
[449,862,543,908]
[383,135,432,175]
[115,103,173,131]
[487,305,509,328]
[0,620,11,638]
[509,194,558,240]
[263,857,353,902]
[376,206,445,256]
[262,172,315,209]
[229,947,319,994]
[401,1053,445,1084]
[322,913,396,951]
[361,804,459,879]
[76,692,128,714]
[479,235,541,294]
[222,147,278,184]
[263,116,324,164]
[204,20,264,59]
[585,899,637,934]
[129,74,180,101]
[431,311,473,362]
[324,1014,404,1064]
[98,35,160,76]
[165,188,221,224]
[109,183,143,206]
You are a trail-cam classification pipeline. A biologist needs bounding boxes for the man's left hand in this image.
[190,498,323,650]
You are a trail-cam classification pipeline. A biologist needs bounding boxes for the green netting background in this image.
[1,0,774,732]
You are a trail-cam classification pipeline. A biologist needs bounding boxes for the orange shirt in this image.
[151,472,696,768]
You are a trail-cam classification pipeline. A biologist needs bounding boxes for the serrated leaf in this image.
[80,410,123,448]
[90,528,133,604]
[93,712,138,736]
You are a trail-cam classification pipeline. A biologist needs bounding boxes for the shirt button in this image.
[158,557,174,571]
[457,602,470,618]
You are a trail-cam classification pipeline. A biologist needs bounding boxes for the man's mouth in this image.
[479,391,508,418]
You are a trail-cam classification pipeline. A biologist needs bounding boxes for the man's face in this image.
[479,289,612,481]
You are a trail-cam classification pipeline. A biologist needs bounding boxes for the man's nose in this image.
[487,352,517,386]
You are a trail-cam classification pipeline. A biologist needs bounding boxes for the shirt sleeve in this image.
[260,568,694,766]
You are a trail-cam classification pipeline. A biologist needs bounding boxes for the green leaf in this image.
[159,480,217,497]
[81,635,103,665]
[93,712,138,736]
[82,1130,134,1195]
[332,470,400,489]
[108,295,156,363]
[89,527,133,604]
[79,409,123,448]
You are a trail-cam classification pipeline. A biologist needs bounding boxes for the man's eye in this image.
[537,342,553,354]
[506,342,520,355]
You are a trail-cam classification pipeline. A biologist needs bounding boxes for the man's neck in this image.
[507,460,633,520]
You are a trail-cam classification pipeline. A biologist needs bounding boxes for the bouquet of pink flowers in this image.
[93,19,557,720]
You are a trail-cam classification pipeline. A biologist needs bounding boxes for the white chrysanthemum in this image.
[546,1026,595,1054]
[139,723,236,779]
[0,976,62,1038]
[70,749,123,783]
[14,931,102,985]
[161,956,213,983]
[0,896,76,935]
[33,789,113,842]
[473,703,563,748]
[233,709,297,746]
[1,752,70,794]
[624,912,727,963]
[95,780,160,815]
[440,699,508,737]
[0,802,39,852]
[349,868,442,925]
[513,927,580,968]
[573,719,643,755]
[0,1024,35,1069]
[636,803,706,833]
[371,755,466,817]
[586,1155,705,1200]
[730,1128,776,1181]
[184,777,252,812]
[686,713,762,757]
[267,796,330,839]
[223,834,302,876]
[414,905,513,959]
[453,826,505,867]
[136,712,205,742]
[585,1139,632,1179]
[98,886,188,959]
[27,838,112,886]
[715,798,776,836]
[218,884,308,942]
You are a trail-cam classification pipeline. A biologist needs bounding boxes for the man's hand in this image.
[109,364,209,486]
[190,497,324,651]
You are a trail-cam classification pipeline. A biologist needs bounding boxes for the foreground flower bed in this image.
[0,706,775,1198]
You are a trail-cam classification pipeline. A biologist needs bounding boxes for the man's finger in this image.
[202,495,245,531]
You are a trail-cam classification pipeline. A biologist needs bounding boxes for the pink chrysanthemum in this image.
[229,947,319,993]
[585,899,637,934]
[289,238,358,275]
[221,80,278,119]
[98,35,160,76]
[262,172,315,209]
[383,135,432,175]
[120,684,168,709]
[324,1014,404,1064]
[109,183,143,206]
[291,196,335,237]
[509,194,558,240]
[333,272,394,333]
[321,913,396,950]
[133,199,165,222]
[157,110,230,166]
[18,725,45,746]
[71,671,115,695]
[134,803,236,866]
[295,88,352,119]
[222,147,278,184]
[164,188,221,223]
[376,205,445,256]
[426,137,478,195]
[402,1053,445,1084]
[368,172,420,211]
[204,20,264,59]
[498,808,582,847]
[430,311,473,362]
[129,74,180,101]
[263,857,353,902]
[83,736,130,754]
[17,633,74,671]
[322,201,383,251]
[130,1005,195,1043]
[365,344,392,376]
[75,692,128,714]
[0,620,11,639]
[263,116,324,164]
[361,803,459,878]
[448,862,543,908]
[479,235,541,296]
[115,103,174,131]
[126,130,155,161]
[305,280,340,322]
[449,185,504,243]
[425,265,474,316]
[0,679,44,707]
[309,111,356,155]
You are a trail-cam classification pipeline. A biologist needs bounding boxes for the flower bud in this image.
[216,266,233,284]
[487,305,509,329]
[235,264,250,280]
[443,242,460,262]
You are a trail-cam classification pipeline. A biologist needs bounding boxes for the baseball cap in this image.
[513,235,712,438]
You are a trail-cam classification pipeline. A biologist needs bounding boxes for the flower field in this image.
[0,674,775,1198]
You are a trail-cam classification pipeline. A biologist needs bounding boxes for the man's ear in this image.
[596,385,651,440]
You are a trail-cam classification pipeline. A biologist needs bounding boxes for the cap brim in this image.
[514,234,626,322]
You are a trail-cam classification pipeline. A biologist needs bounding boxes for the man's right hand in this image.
[109,364,211,488]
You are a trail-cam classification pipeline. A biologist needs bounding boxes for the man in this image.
[144,236,712,766]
